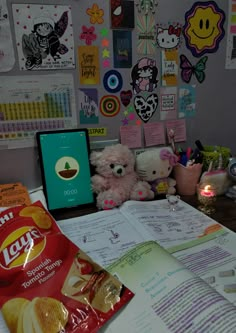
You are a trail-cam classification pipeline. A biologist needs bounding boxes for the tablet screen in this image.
[36,129,94,212]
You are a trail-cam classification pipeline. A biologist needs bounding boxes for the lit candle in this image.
[200,185,215,197]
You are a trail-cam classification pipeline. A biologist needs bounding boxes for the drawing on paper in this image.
[12,4,75,70]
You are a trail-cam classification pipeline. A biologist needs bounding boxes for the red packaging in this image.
[0,201,134,333]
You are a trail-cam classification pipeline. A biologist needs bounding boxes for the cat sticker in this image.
[156,25,182,50]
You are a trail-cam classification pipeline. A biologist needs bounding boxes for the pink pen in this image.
[186,147,192,161]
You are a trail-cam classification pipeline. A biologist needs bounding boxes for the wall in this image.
[0,0,234,190]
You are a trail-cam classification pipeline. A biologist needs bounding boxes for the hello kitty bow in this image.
[168,25,181,37]
[160,149,178,166]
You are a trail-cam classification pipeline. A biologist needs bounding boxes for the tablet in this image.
[36,128,95,216]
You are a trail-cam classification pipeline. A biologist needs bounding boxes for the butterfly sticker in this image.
[180,54,208,84]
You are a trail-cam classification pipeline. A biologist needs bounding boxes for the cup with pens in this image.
[173,147,203,196]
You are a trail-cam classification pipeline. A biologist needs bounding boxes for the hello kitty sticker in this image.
[156,24,182,50]
[130,57,158,95]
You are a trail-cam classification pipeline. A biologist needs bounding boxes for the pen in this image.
[195,140,204,151]
[186,147,192,161]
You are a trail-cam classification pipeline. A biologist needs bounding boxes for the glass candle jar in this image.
[197,183,216,215]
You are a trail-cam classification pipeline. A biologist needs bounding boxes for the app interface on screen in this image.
[40,131,94,210]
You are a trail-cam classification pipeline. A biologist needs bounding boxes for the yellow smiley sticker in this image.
[183,1,225,57]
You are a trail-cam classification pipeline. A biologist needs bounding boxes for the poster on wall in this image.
[161,50,178,86]
[12,4,75,71]
[78,46,100,85]
[78,89,99,124]
[0,74,77,148]
[226,0,236,68]
[0,0,15,72]
[160,86,177,120]
[113,30,132,68]
[178,86,196,118]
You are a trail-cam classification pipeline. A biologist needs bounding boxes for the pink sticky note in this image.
[143,122,166,147]
[165,119,187,143]
[120,125,142,148]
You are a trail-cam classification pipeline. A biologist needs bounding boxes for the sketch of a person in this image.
[130,57,158,94]
[22,11,69,70]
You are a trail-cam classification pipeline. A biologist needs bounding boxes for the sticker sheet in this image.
[0,0,15,72]
[12,4,75,71]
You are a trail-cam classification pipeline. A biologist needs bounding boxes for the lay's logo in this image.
[0,226,46,269]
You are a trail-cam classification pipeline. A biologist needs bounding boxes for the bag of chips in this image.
[0,201,134,333]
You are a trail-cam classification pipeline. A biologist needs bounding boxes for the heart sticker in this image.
[134,94,158,123]
[120,90,132,107]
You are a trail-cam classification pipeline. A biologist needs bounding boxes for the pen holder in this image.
[173,163,203,195]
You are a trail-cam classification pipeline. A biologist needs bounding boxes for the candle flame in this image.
[204,185,211,191]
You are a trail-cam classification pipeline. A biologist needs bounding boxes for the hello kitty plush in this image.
[136,147,178,196]
[90,144,154,210]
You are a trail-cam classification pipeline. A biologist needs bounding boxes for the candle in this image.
[200,185,215,197]
[197,183,216,215]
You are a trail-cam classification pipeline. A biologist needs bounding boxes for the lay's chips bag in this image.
[0,201,134,333]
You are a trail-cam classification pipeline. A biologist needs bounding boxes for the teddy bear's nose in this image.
[117,168,123,174]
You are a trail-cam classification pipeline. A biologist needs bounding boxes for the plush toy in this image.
[90,144,154,210]
[135,147,178,196]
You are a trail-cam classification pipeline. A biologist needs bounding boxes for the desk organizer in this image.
[201,146,231,171]
[173,163,203,195]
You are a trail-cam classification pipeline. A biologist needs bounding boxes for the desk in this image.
[54,195,236,232]
[181,194,236,232]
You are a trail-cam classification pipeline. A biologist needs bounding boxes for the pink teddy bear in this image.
[90,144,154,210]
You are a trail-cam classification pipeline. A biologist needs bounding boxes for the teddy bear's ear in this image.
[90,151,103,166]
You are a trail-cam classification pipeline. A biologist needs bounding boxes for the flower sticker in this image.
[86,3,104,24]
[80,26,97,45]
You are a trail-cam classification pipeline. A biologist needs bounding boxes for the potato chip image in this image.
[19,206,46,217]
[32,212,52,230]
[1,297,29,333]
[23,297,68,333]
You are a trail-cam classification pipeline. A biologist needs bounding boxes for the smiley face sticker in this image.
[183,1,225,57]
